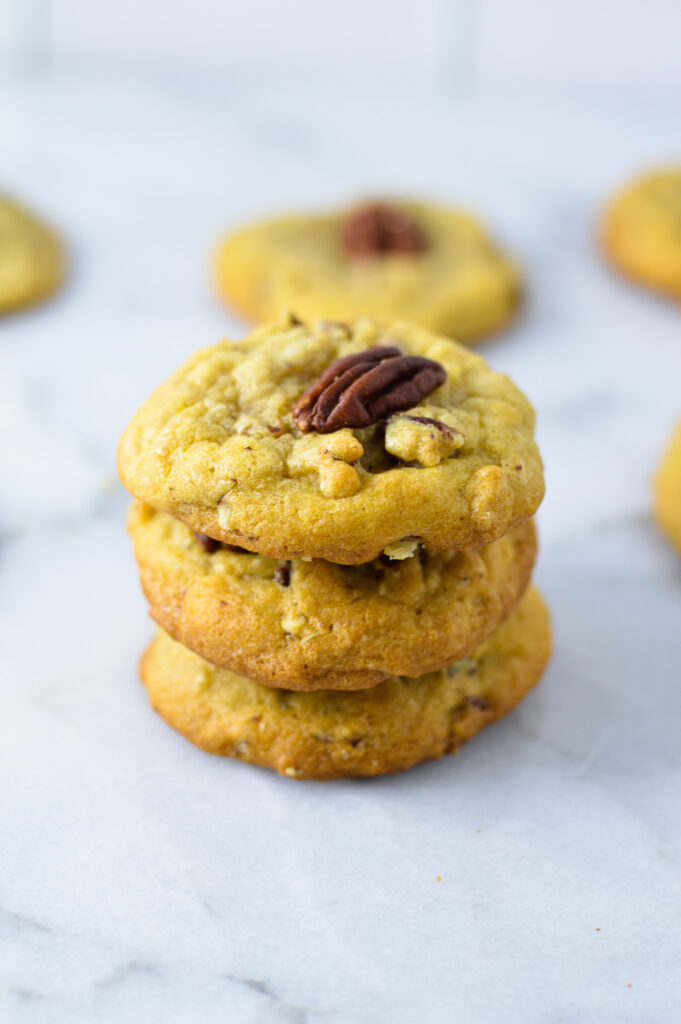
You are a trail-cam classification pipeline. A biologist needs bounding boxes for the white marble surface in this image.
[1,73,681,1023]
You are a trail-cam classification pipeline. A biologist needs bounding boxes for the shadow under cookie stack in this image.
[118,315,551,780]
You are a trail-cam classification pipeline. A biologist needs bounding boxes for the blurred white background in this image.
[2,0,681,101]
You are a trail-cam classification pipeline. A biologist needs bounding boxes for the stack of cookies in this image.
[118,314,550,779]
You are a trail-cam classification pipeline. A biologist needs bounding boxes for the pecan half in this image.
[294,347,446,434]
[341,203,427,257]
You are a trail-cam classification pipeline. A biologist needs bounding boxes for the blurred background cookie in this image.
[654,419,681,554]
[601,168,681,301]
[0,196,65,314]
[214,199,521,343]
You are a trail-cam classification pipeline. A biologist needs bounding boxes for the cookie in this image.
[214,199,521,343]
[0,197,65,314]
[140,587,550,780]
[118,316,544,563]
[129,501,537,690]
[654,419,681,554]
[601,168,681,301]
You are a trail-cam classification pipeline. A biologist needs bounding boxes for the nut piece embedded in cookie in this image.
[195,531,221,553]
[293,346,447,434]
[341,202,427,257]
[287,429,363,498]
[385,406,465,468]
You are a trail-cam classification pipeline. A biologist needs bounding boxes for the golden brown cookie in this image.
[117,316,544,563]
[140,587,551,780]
[214,199,521,343]
[0,196,65,314]
[654,419,681,554]
[601,168,681,301]
[129,501,537,690]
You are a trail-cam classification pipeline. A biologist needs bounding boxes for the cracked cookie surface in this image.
[0,197,65,314]
[214,199,521,343]
[654,419,681,555]
[602,168,681,301]
[118,316,544,563]
[129,502,537,690]
[140,587,551,780]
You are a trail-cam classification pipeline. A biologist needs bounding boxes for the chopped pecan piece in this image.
[384,408,464,467]
[342,202,427,257]
[195,532,220,553]
[274,563,291,586]
[194,532,248,554]
[463,695,490,710]
[404,415,454,435]
[294,347,446,434]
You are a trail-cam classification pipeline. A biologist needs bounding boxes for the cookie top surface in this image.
[214,199,520,343]
[140,586,551,780]
[129,501,537,690]
[118,316,544,563]
[0,197,65,314]
[602,168,681,299]
[654,419,681,555]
